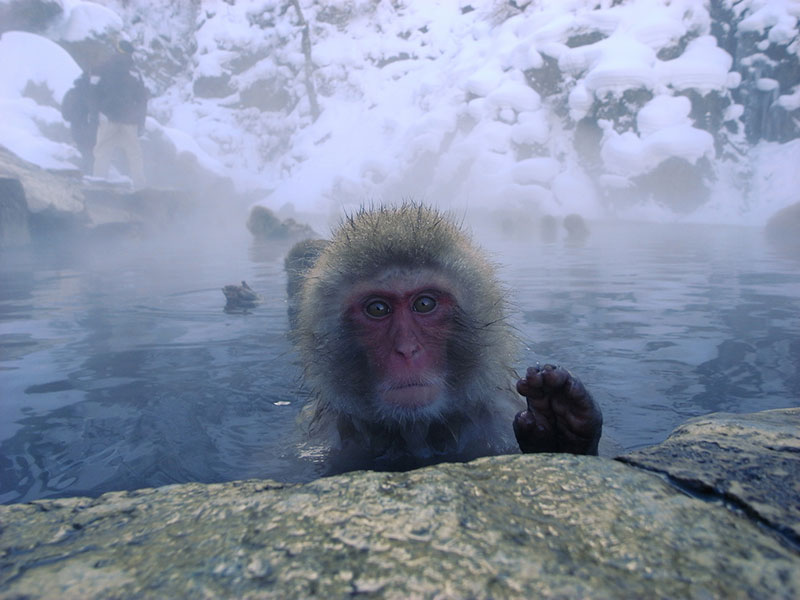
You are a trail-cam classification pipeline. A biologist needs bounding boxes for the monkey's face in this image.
[344,267,457,423]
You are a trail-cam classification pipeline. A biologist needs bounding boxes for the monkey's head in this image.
[294,203,518,446]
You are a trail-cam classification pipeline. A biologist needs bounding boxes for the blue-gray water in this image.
[1,220,798,504]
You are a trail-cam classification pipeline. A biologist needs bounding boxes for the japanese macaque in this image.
[286,203,602,472]
[563,213,590,243]
[247,205,318,242]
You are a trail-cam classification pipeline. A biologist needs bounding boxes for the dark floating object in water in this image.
[563,213,590,243]
[764,201,800,256]
[222,280,261,313]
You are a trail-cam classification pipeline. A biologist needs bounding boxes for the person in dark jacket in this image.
[92,40,148,187]
[61,72,98,173]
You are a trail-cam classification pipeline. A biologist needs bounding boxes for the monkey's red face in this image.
[345,269,456,417]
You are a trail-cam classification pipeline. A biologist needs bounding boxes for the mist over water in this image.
[1,210,799,504]
[0,216,316,504]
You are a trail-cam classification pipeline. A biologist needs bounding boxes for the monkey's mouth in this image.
[381,382,439,408]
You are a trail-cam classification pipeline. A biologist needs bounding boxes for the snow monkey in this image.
[286,203,602,472]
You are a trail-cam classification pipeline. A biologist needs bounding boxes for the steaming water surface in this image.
[1,221,798,504]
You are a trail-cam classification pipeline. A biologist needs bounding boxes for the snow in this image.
[0,31,80,99]
[465,65,506,98]
[748,139,800,223]
[738,0,800,41]
[583,35,658,96]
[654,36,734,94]
[486,80,541,112]
[153,120,226,174]
[637,95,692,137]
[757,78,780,92]
[601,120,714,178]
[552,168,601,217]
[0,31,81,169]
[0,0,798,225]
[512,157,561,185]
[51,1,124,42]
[624,4,687,50]
[697,138,800,226]
[723,103,745,122]
[511,111,550,146]
[777,86,800,111]
[568,83,593,121]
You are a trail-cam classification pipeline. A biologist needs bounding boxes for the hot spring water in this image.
[1,220,798,504]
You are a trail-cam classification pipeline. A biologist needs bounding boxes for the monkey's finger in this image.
[565,375,590,406]
[549,376,603,454]
[551,374,598,419]
[516,364,549,395]
[526,365,545,383]
[539,364,569,389]
[513,409,557,453]
[516,375,540,396]
[516,377,556,417]
[517,366,541,393]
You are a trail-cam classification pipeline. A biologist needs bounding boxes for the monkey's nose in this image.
[395,341,421,358]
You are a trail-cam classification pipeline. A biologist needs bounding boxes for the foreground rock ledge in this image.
[2,454,798,599]
[620,407,800,545]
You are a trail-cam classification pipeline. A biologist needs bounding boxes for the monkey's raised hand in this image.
[513,364,602,455]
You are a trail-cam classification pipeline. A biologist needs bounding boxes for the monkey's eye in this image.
[412,295,437,314]
[364,299,391,318]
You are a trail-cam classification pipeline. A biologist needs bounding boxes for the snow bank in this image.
[582,35,657,96]
[654,36,734,94]
[598,93,714,178]
[0,31,80,100]
[52,0,124,42]
[0,31,81,169]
